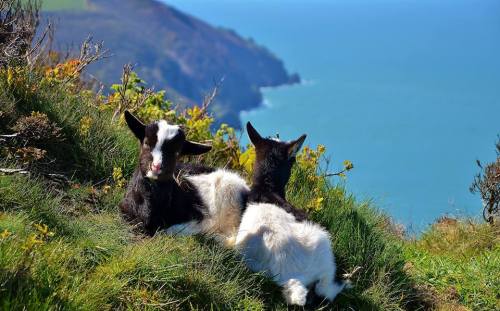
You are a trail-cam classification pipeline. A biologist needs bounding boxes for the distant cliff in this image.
[44,0,299,127]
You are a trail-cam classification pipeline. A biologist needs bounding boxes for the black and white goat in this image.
[119,111,249,242]
[234,122,349,306]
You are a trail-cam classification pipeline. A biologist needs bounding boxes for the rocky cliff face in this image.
[45,0,299,127]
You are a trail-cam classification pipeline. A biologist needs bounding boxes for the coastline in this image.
[240,75,305,122]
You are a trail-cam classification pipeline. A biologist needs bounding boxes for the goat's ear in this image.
[124,110,145,141]
[247,122,264,146]
[287,134,307,158]
[181,140,212,156]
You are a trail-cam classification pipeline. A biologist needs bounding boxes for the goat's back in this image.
[235,202,335,284]
[186,169,250,242]
[247,188,308,221]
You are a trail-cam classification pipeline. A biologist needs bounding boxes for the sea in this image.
[165,0,500,233]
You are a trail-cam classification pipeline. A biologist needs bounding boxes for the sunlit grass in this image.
[403,219,500,310]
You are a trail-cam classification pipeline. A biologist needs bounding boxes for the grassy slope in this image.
[0,66,498,310]
[403,220,499,310]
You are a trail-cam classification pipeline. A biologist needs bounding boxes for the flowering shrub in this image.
[0,222,55,274]
[290,144,354,212]
[103,69,246,172]
[1,66,37,97]
[44,59,81,82]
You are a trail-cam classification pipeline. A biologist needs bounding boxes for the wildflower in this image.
[22,234,44,250]
[7,66,13,86]
[102,185,112,194]
[317,144,326,154]
[34,223,55,238]
[239,146,256,175]
[343,160,354,171]
[113,167,126,188]
[80,116,92,136]
[307,197,324,211]
[1,229,12,239]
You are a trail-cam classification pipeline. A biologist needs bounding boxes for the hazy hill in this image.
[43,0,299,127]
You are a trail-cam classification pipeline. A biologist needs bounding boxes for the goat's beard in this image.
[144,169,172,182]
[145,170,159,180]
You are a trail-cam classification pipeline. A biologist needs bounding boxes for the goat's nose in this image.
[151,162,162,173]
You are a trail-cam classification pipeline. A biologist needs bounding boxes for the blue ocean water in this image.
[165,0,500,232]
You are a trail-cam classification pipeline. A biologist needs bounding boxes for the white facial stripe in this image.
[269,137,282,142]
[151,120,180,165]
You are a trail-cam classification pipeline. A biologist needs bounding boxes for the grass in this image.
[1,169,426,310]
[1,60,498,310]
[403,219,500,310]
[0,175,276,310]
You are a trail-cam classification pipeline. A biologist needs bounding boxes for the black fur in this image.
[246,122,308,221]
[120,163,214,235]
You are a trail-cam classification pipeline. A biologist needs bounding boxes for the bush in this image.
[470,138,500,224]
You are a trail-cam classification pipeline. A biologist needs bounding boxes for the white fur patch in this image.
[146,170,157,179]
[185,169,250,243]
[235,202,345,305]
[151,120,180,166]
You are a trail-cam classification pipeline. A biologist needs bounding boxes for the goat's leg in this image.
[314,276,349,302]
[281,278,308,306]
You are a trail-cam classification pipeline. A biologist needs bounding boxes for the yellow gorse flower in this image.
[343,160,354,171]
[1,229,12,239]
[79,116,93,136]
[45,59,81,81]
[239,146,256,175]
[7,66,14,86]
[34,223,55,238]
[113,167,126,188]
[307,197,325,211]
[22,233,44,251]
[317,144,326,154]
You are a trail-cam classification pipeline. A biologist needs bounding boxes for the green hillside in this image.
[41,0,87,11]
[41,0,299,128]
